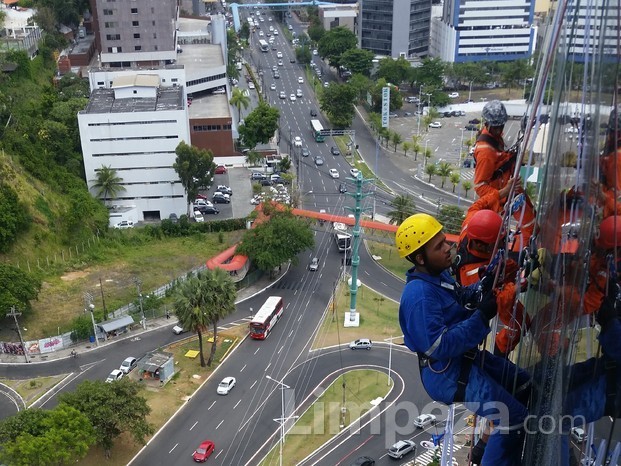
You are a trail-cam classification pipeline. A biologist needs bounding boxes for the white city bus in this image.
[258,39,269,52]
[249,296,284,339]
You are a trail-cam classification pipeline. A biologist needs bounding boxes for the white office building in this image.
[562,0,618,60]
[430,0,536,63]
[78,74,190,225]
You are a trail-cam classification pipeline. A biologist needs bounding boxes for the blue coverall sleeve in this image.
[599,318,621,363]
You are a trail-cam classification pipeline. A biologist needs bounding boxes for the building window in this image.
[106,34,121,40]
[133,33,140,39]
[132,21,139,27]
[97,81,104,85]
[135,45,142,51]
[153,33,157,39]
[104,22,117,28]
[171,78,178,82]
[103,9,114,15]
[131,7,138,14]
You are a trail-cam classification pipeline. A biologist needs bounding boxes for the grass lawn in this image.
[312,277,402,350]
[0,375,67,406]
[365,241,409,281]
[260,369,389,465]
[76,325,247,466]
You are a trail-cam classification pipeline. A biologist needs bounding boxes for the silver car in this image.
[387,440,416,459]
[308,257,319,271]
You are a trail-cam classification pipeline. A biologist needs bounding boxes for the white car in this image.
[273,30,278,35]
[349,338,372,350]
[270,83,276,90]
[413,413,437,428]
[329,168,340,179]
[114,220,134,229]
[276,51,283,58]
[293,136,302,147]
[258,31,264,37]
[279,91,286,99]
[193,211,204,223]
[296,89,303,98]
[571,427,586,443]
[212,87,226,94]
[312,49,318,55]
[448,92,460,98]
[297,77,304,84]
[289,94,296,101]
[248,82,255,89]
[350,168,360,178]
[387,440,416,459]
[323,81,329,88]
[106,369,124,383]
[172,323,188,334]
[277,60,283,66]
[429,121,443,128]
[217,376,236,395]
[119,357,137,374]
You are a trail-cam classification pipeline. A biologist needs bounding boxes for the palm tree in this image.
[387,194,416,225]
[230,88,250,122]
[391,132,403,152]
[201,268,236,367]
[90,165,126,205]
[436,162,453,189]
[449,173,461,193]
[462,181,473,198]
[173,275,211,367]
[425,164,437,183]
[402,141,412,157]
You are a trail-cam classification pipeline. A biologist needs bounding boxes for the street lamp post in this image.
[133,278,147,330]
[266,375,297,466]
[88,303,99,347]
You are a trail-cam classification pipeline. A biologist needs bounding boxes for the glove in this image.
[478,291,498,321]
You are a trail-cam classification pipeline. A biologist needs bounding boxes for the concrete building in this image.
[317,4,358,33]
[430,0,536,63]
[78,75,190,224]
[562,0,618,61]
[358,0,431,59]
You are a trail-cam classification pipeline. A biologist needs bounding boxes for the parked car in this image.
[293,136,303,147]
[314,156,324,166]
[308,257,319,271]
[212,87,226,94]
[105,369,124,383]
[413,413,437,428]
[250,172,266,181]
[214,165,227,174]
[350,168,360,178]
[193,211,204,223]
[387,440,416,459]
[349,338,372,350]
[216,185,232,195]
[429,121,443,128]
[448,92,460,98]
[119,357,138,374]
[301,147,310,157]
[248,82,255,90]
[197,205,220,215]
[114,220,134,229]
[469,118,481,124]
[465,124,478,131]
[168,213,178,223]
[212,193,231,204]
[405,96,419,103]
[329,168,340,179]
[330,146,341,156]
[192,440,215,462]
[217,376,236,395]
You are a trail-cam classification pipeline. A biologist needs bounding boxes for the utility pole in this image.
[6,306,29,363]
[344,172,373,327]
[133,277,147,330]
[84,292,99,347]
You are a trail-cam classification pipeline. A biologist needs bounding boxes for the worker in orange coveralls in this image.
[473,100,536,248]
[598,107,621,218]
[455,181,531,357]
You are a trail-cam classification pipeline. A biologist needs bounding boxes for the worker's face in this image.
[488,125,505,137]
[418,232,453,274]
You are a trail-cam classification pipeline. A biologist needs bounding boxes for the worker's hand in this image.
[479,291,498,321]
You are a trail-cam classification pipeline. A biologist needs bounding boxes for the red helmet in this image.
[597,216,621,249]
[466,210,503,244]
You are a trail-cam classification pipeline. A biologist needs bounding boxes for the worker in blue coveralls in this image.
[396,213,531,466]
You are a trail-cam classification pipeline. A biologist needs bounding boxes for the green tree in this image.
[236,211,315,276]
[437,205,465,235]
[386,194,416,225]
[0,184,31,253]
[90,165,126,205]
[375,57,411,85]
[369,79,402,112]
[436,162,453,189]
[174,274,212,367]
[462,180,473,198]
[340,49,375,76]
[391,132,403,152]
[307,24,325,43]
[239,22,250,40]
[238,102,280,149]
[278,156,292,172]
[200,268,237,366]
[449,172,461,193]
[347,73,372,101]
[0,263,41,315]
[59,380,154,458]
[425,164,437,183]
[245,150,263,167]
[401,141,412,157]
[319,83,357,128]
[173,142,215,216]
[0,405,95,466]
[499,59,533,97]
[230,87,250,121]
[295,45,312,64]
[317,27,357,68]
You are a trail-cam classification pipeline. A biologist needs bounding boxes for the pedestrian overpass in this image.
[229,1,335,32]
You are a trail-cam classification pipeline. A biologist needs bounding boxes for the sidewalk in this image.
[0,268,287,366]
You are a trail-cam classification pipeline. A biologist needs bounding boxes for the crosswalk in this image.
[414,442,464,465]
[459,168,475,181]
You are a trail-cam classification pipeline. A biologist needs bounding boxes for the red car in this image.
[192,440,215,462]
[214,165,227,174]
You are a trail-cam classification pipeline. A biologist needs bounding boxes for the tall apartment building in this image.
[89,0,178,67]
[430,0,536,63]
[358,0,431,58]
[563,0,618,61]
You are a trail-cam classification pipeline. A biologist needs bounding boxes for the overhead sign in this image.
[381,86,390,128]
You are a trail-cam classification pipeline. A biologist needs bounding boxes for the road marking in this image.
[215,451,223,459]
[190,421,198,431]
[278,345,283,354]
[288,330,293,337]
[298,315,302,321]
[216,420,224,429]
[250,379,257,389]
[234,400,241,410]
[254,348,260,355]
[240,364,246,372]
[264,363,271,371]
[208,400,216,410]
[169,443,178,454]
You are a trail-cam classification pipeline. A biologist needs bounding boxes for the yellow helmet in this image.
[395,214,443,258]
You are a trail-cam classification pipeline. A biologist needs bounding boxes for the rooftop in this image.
[189,93,230,119]
[180,43,225,80]
[82,86,184,114]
